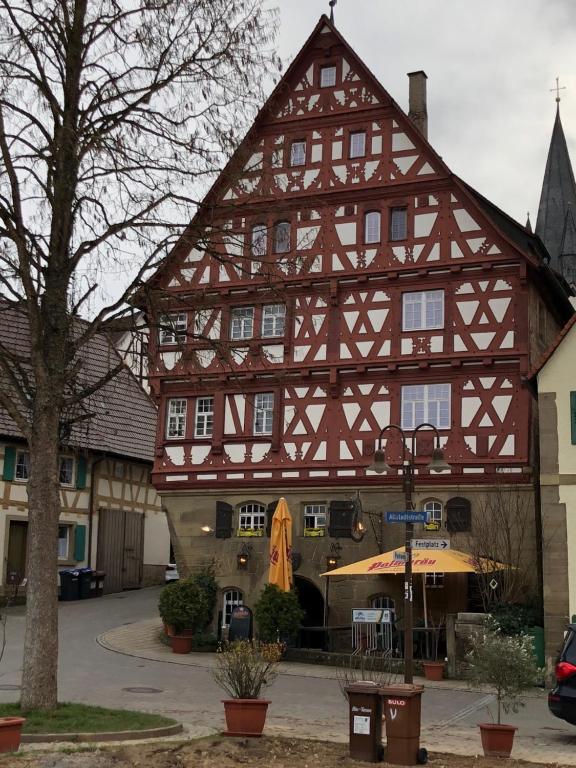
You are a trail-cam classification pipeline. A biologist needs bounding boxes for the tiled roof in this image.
[0,303,157,463]
[530,312,576,380]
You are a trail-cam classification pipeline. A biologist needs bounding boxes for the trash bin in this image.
[381,684,424,766]
[78,568,93,599]
[346,682,384,762]
[529,626,545,668]
[90,571,105,597]
[59,570,80,601]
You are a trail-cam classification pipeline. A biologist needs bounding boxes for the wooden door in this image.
[6,521,28,585]
[96,509,143,593]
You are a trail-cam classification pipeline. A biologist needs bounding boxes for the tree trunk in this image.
[20,402,62,711]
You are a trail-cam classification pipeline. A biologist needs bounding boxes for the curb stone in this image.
[21,722,183,744]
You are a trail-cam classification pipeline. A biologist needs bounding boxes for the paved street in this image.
[0,587,574,763]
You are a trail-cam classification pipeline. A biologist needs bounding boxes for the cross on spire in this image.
[329,0,337,24]
[551,76,566,104]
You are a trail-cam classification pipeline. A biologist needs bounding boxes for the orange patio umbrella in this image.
[321,546,509,577]
[268,498,293,591]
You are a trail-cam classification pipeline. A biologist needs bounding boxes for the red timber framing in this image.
[145,15,573,493]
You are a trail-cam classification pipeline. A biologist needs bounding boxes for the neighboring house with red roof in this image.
[0,303,169,595]
[534,313,576,671]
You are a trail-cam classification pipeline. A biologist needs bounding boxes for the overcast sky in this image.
[271,0,576,227]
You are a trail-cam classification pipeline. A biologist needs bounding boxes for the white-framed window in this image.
[350,131,366,158]
[390,207,408,241]
[253,393,274,435]
[15,451,30,481]
[238,503,266,531]
[423,499,443,526]
[166,398,187,439]
[402,290,444,331]
[230,306,254,340]
[251,224,267,257]
[290,141,306,167]
[364,211,381,244]
[59,457,74,486]
[274,221,290,253]
[425,572,445,588]
[261,304,286,338]
[401,384,451,430]
[370,595,395,611]
[194,396,214,438]
[320,65,336,88]
[159,313,187,344]
[222,588,244,628]
[58,524,73,560]
[303,503,327,535]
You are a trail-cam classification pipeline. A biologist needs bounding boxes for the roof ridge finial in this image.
[329,0,337,24]
[551,76,566,106]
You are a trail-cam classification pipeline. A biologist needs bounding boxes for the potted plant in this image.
[158,577,211,653]
[422,615,446,681]
[253,584,304,644]
[466,627,541,757]
[212,640,283,736]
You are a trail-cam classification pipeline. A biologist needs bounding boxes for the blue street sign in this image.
[386,511,428,524]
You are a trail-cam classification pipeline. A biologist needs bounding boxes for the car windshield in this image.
[561,629,576,664]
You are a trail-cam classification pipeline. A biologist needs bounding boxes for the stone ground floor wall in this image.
[161,481,538,639]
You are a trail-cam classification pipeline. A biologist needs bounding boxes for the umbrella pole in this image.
[422,573,429,660]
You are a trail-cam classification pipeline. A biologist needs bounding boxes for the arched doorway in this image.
[294,575,325,649]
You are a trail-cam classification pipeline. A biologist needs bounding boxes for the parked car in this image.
[549,623,576,725]
[165,563,179,583]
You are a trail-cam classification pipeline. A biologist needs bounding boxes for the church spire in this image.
[535,99,576,283]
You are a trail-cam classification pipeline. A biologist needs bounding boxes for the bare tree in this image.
[0,0,279,710]
[466,484,537,611]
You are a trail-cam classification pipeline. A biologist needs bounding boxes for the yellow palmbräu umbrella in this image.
[268,498,293,591]
[321,546,509,577]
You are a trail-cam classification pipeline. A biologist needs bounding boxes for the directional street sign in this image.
[393,551,409,562]
[386,511,428,524]
[411,539,451,550]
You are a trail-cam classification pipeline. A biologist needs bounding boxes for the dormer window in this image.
[290,141,306,167]
[320,65,336,88]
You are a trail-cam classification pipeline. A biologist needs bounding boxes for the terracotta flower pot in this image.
[478,722,518,757]
[163,622,175,636]
[422,661,445,681]
[170,634,193,654]
[0,717,26,753]
[222,699,270,737]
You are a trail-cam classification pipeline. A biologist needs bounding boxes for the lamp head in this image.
[366,448,393,474]
[428,447,451,473]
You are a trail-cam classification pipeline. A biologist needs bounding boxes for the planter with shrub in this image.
[158,567,217,653]
[253,584,304,644]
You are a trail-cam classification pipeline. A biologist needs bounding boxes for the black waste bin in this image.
[60,570,80,601]
[78,568,93,599]
[90,571,105,597]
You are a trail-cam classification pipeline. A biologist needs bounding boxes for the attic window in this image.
[320,66,336,88]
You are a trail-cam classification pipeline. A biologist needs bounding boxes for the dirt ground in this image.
[0,737,571,768]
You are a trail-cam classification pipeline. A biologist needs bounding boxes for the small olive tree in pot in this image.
[466,627,541,758]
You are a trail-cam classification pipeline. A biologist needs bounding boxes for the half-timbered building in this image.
[147,16,573,637]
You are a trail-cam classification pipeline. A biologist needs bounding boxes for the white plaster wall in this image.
[143,509,170,566]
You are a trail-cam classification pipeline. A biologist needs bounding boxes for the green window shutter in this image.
[571,392,576,446]
[76,456,87,490]
[2,447,16,481]
[74,524,86,561]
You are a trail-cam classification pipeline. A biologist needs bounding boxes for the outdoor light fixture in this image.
[200,525,214,534]
[237,544,252,570]
[326,555,339,570]
[365,422,451,685]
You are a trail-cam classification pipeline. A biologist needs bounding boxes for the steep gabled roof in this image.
[0,304,157,463]
[530,312,576,379]
[536,106,576,270]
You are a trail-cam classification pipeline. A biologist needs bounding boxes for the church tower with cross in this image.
[536,79,576,289]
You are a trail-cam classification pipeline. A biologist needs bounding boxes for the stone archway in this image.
[294,575,325,649]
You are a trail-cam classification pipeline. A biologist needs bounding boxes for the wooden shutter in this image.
[74,524,87,561]
[215,501,233,539]
[328,500,355,538]
[266,499,280,537]
[446,497,472,533]
[571,392,576,445]
[76,456,87,490]
[2,446,16,481]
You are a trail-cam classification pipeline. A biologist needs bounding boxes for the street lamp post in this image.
[366,422,450,685]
